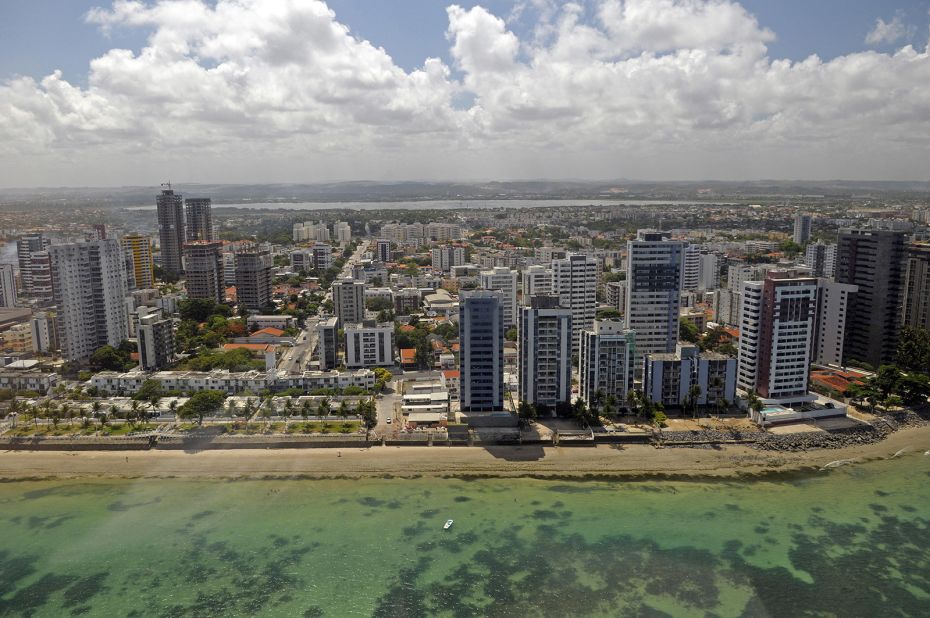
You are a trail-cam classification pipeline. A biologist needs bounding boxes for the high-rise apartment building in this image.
[16,233,53,301]
[136,306,176,370]
[333,221,352,243]
[479,266,518,327]
[793,213,812,245]
[332,279,366,327]
[521,265,552,304]
[234,250,273,311]
[431,246,465,273]
[50,240,129,361]
[185,197,214,241]
[518,296,572,410]
[626,231,684,362]
[738,271,817,402]
[683,245,701,291]
[552,253,598,350]
[902,242,930,331]
[836,229,907,368]
[120,234,155,290]
[812,279,858,366]
[183,241,224,303]
[579,320,634,406]
[459,290,505,412]
[0,264,17,308]
[376,239,392,263]
[156,188,186,277]
[29,311,58,353]
[804,242,837,279]
[317,316,339,370]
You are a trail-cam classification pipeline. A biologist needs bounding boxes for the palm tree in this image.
[91,400,102,422]
[686,384,702,419]
[130,400,142,428]
[60,403,73,429]
[169,399,179,418]
[318,397,331,432]
[744,390,763,418]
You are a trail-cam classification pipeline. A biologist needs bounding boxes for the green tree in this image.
[89,345,132,371]
[517,401,537,424]
[897,326,930,374]
[133,379,164,416]
[679,318,700,344]
[178,390,226,425]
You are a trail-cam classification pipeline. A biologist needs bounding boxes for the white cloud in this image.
[1,0,929,186]
[865,13,913,46]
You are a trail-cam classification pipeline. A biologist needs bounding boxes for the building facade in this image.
[120,234,155,290]
[902,242,930,331]
[50,239,130,361]
[626,230,684,363]
[804,242,837,279]
[738,271,818,402]
[0,264,17,308]
[836,229,907,368]
[479,266,518,327]
[578,320,634,407]
[185,197,214,241]
[431,246,466,273]
[793,213,812,244]
[156,188,186,277]
[317,316,338,370]
[518,296,572,410]
[552,253,598,351]
[643,344,737,409]
[136,306,176,370]
[344,321,394,368]
[332,279,366,327]
[184,241,225,303]
[16,233,53,301]
[459,290,505,412]
[235,250,273,310]
[812,279,858,366]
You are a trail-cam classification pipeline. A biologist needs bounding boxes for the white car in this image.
[386,417,392,424]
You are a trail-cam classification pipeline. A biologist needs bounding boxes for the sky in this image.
[0,0,929,187]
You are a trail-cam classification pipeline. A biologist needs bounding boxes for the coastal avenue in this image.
[279,241,367,373]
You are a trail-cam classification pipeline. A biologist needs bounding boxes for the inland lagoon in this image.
[1,453,928,617]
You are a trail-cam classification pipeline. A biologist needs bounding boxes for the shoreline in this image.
[1,424,929,482]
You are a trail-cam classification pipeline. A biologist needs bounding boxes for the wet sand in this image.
[1,424,929,481]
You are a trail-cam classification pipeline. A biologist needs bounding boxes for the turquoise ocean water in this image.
[1,453,929,617]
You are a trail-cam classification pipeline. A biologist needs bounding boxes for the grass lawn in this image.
[4,422,158,437]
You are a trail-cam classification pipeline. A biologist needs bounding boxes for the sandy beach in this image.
[1,424,928,481]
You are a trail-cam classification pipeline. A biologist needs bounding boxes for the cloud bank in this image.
[1,0,929,186]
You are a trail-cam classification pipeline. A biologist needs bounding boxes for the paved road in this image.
[280,316,319,373]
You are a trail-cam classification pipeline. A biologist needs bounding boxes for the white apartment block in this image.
[0,263,17,308]
[804,242,837,279]
[344,321,394,368]
[738,272,818,403]
[332,279,366,327]
[50,240,129,362]
[643,344,737,408]
[625,231,684,362]
[579,320,634,406]
[333,221,352,243]
[521,265,552,304]
[518,296,572,410]
[552,253,598,350]
[812,279,857,366]
[479,266,518,327]
[431,246,465,273]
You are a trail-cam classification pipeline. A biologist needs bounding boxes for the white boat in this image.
[443,519,454,530]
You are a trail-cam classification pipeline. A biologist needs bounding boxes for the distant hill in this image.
[1,179,928,210]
